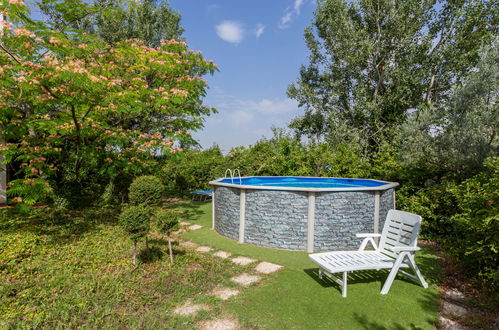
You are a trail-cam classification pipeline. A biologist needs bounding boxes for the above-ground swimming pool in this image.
[209,176,398,252]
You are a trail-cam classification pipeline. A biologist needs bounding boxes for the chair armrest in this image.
[392,246,420,252]
[356,233,382,238]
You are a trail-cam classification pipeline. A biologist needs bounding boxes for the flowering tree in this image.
[0,0,217,205]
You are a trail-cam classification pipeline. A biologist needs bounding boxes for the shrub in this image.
[119,205,151,265]
[154,209,180,263]
[128,176,164,206]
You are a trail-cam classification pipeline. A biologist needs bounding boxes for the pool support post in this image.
[307,192,316,253]
[238,189,246,243]
[211,187,216,230]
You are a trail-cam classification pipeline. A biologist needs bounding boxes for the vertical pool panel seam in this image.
[211,186,216,230]
[374,191,380,234]
[307,192,316,253]
[239,189,246,243]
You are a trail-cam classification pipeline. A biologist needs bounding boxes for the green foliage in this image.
[128,175,164,206]
[0,3,217,206]
[39,0,184,47]
[119,205,150,242]
[154,209,179,235]
[448,157,498,285]
[159,146,225,196]
[288,0,496,148]
[399,43,498,178]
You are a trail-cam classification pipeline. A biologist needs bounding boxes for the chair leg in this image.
[381,253,406,295]
[342,272,347,297]
[318,268,323,280]
[407,254,429,288]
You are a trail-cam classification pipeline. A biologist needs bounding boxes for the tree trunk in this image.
[167,234,173,263]
[133,241,137,266]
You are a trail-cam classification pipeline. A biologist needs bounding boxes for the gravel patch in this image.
[188,224,203,230]
[198,317,239,330]
[210,287,240,301]
[196,246,213,253]
[213,251,231,259]
[231,256,256,266]
[231,273,261,286]
[173,300,210,316]
[254,262,283,274]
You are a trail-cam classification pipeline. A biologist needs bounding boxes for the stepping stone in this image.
[439,316,466,330]
[231,256,256,266]
[179,241,199,249]
[210,287,240,301]
[188,224,203,230]
[231,273,260,286]
[254,261,283,274]
[179,221,191,226]
[442,301,469,317]
[196,246,213,253]
[173,300,210,316]
[173,229,186,235]
[198,318,239,330]
[213,251,231,259]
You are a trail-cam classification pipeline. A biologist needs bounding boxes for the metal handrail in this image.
[224,169,234,183]
[233,168,242,185]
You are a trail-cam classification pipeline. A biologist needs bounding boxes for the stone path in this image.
[439,287,470,329]
[255,262,283,274]
[198,318,239,330]
[231,273,261,287]
[174,225,284,326]
[231,256,256,266]
[210,287,240,301]
[213,251,231,259]
[173,300,210,316]
[196,246,213,253]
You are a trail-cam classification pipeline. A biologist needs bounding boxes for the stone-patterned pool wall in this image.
[379,188,395,231]
[244,190,308,250]
[314,191,375,251]
[213,187,240,241]
[213,186,396,252]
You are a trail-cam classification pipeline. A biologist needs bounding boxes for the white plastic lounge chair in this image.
[309,209,429,297]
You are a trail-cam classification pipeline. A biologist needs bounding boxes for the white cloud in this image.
[255,24,265,38]
[279,0,306,29]
[229,109,254,125]
[251,98,299,115]
[294,0,305,14]
[215,21,244,44]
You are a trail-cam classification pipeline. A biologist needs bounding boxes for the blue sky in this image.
[167,0,316,152]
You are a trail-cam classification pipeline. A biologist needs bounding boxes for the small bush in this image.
[119,205,151,265]
[128,175,164,206]
[154,209,180,235]
[119,206,151,242]
[154,209,180,263]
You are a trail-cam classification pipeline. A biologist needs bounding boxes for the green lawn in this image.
[180,201,442,329]
[0,201,441,329]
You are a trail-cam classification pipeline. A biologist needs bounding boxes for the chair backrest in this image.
[378,210,422,259]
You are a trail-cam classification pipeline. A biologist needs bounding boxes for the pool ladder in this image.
[224,168,242,184]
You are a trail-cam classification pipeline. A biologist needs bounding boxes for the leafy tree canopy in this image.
[0,0,217,205]
[288,0,497,148]
[39,0,184,46]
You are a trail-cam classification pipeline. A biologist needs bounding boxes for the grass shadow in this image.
[0,206,120,245]
[138,246,164,263]
[165,201,207,221]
